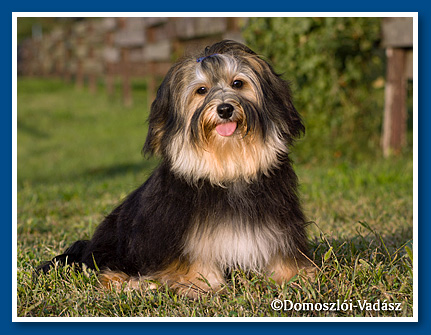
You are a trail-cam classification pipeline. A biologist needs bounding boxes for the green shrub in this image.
[243,17,385,163]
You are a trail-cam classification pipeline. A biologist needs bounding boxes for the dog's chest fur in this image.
[182,181,289,271]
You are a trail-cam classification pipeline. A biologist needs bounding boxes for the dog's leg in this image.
[98,270,158,291]
[98,261,225,299]
[156,260,226,299]
[266,254,315,285]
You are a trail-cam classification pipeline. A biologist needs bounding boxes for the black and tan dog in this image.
[38,40,314,298]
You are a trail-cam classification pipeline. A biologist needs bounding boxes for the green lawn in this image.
[16,78,414,318]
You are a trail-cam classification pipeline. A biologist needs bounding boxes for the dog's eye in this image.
[196,87,208,95]
[232,80,243,89]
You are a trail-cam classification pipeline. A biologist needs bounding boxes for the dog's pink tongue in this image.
[215,122,237,137]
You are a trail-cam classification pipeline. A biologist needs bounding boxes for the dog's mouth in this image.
[215,122,237,137]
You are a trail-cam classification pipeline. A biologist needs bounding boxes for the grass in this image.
[16,78,414,318]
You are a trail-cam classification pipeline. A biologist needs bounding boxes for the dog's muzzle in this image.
[215,103,238,137]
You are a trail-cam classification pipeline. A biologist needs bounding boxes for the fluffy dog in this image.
[38,40,313,297]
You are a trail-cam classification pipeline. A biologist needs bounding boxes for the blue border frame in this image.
[8,1,429,334]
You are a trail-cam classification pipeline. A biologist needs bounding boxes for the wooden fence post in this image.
[381,17,413,157]
[382,48,407,156]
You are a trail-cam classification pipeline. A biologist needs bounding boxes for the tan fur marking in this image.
[266,254,316,284]
[168,118,287,186]
[98,261,225,299]
[154,260,225,299]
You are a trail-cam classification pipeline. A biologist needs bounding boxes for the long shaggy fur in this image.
[37,40,313,297]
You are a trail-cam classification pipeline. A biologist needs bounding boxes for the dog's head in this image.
[143,40,304,186]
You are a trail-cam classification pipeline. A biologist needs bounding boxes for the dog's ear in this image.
[257,59,305,144]
[143,66,177,157]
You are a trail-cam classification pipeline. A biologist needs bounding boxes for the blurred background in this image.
[17,16,413,164]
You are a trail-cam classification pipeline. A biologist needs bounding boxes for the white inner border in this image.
[12,12,418,323]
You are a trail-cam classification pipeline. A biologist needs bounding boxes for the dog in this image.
[38,40,313,298]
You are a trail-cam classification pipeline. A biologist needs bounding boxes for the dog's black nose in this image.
[217,103,234,119]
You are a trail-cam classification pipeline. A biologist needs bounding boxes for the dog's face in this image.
[144,40,304,185]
